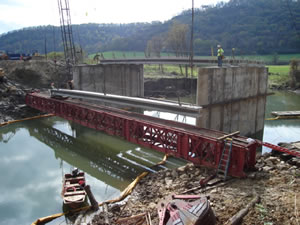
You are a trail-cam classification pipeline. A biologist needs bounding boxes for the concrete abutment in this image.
[73,64,144,97]
[196,66,268,137]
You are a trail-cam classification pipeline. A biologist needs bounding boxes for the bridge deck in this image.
[26,92,258,177]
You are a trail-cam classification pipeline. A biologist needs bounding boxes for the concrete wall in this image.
[196,66,268,137]
[73,64,144,97]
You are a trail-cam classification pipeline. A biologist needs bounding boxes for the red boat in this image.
[62,169,87,208]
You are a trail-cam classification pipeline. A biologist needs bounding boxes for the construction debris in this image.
[157,194,216,225]
[89,151,300,225]
[225,195,260,225]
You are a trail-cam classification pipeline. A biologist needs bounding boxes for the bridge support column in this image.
[73,64,144,97]
[196,66,268,137]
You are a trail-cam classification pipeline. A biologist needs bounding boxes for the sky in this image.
[0,0,228,35]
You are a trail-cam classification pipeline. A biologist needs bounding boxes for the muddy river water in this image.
[0,91,299,225]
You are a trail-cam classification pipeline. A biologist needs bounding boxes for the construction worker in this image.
[217,45,224,67]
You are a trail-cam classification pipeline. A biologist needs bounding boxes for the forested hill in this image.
[0,0,299,55]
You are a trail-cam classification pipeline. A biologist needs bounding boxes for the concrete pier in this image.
[196,66,268,136]
[73,64,144,97]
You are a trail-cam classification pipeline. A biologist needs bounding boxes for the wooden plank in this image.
[65,176,85,181]
[217,131,240,141]
[65,183,80,188]
[64,190,85,196]
[271,111,300,116]
[64,195,85,202]
[207,178,222,186]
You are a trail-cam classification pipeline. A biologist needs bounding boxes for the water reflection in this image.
[0,126,64,225]
[263,91,300,151]
[143,110,196,125]
[28,122,149,189]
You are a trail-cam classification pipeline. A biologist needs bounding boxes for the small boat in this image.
[157,194,216,225]
[62,169,87,209]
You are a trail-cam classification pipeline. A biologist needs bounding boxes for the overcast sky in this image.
[0,0,228,35]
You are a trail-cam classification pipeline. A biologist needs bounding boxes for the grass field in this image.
[267,65,291,86]
[237,54,300,64]
[267,65,290,75]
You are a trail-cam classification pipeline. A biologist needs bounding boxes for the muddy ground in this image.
[87,148,300,225]
[0,59,68,89]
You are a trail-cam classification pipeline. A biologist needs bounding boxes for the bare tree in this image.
[146,35,165,72]
[145,40,153,58]
[166,21,190,57]
[166,21,190,76]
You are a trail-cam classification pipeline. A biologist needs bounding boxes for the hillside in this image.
[0,0,299,55]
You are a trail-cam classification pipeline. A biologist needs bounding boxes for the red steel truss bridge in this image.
[26,92,259,178]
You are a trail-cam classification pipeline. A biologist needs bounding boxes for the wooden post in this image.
[84,185,99,210]
[103,203,110,224]
[226,195,260,225]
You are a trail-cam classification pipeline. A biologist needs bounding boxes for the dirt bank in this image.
[0,59,68,89]
[87,147,300,225]
[0,75,43,123]
[0,59,69,123]
[144,78,196,98]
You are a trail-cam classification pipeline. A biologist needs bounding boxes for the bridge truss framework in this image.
[26,92,258,178]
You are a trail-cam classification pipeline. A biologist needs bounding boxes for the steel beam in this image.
[50,89,202,117]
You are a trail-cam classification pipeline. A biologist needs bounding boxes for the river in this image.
[0,91,299,225]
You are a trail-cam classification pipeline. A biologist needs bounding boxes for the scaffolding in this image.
[57,0,76,79]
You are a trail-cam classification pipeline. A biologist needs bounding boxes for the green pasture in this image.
[238,54,300,64]
[267,65,291,86]
[88,51,300,65]
[267,65,290,75]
